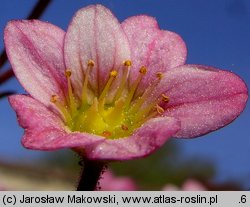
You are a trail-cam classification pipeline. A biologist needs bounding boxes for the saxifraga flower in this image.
[4,5,248,160]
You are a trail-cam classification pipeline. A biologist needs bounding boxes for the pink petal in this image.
[9,95,104,150]
[162,184,179,191]
[122,15,187,95]
[4,20,67,105]
[157,65,248,138]
[64,5,130,98]
[99,170,137,191]
[84,117,180,160]
[162,180,206,191]
[182,179,206,191]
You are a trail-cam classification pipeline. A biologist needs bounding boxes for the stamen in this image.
[130,72,164,119]
[88,59,95,67]
[110,70,118,77]
[65,69,77,115]
[139,66,147,74]
[114,60,132,101]
[156,104,164,114]
[125,66,147,108]
[161,94,170,103]
[53,55,167,139]
[135,104,165,128]
[102,130,112,138]
[156,72,163,79]
[121,124,128,131]
[65,70,72,77]
[50,95,72,126]
[123,60,132,67]
[99,70,118,101]
[81,60,94,107]
[130,70,164,114]
[50,95,58,103]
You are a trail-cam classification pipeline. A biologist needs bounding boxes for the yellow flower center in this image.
[51,60,169,139]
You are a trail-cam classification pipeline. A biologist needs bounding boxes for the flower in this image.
[163,179,206,191]
[0,183,7,191]
[5,5,247,160]
[98,170,137,191]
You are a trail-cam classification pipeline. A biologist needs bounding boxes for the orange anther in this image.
[139,66,147,74]
[87,59,95,67]
[156,72,163,79]
[110,70,118,78]
[102,130,112,138]
[65,69,72,77]
[50,95,58,103]
[121,124,129,131]
[161,94,170,103]
[123,60,132,67]
[156,104,164,114]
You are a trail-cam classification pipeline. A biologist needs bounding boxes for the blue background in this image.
[0,0,249,189]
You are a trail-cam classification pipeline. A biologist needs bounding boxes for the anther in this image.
[156,72,163,79]
[50,95,57,103]
[110,70,118,78]
[139,66,147,74]
[121,124,129,131]
[161,94,170,103]
[156,104,164,114]
[65,69,72,77]
[102,130,112,138]
[123,60,132,67]
[87,59,95,67]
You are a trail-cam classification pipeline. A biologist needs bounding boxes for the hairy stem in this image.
[77,159,105,191]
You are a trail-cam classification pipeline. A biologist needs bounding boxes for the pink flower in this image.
[5,5,247,160]
[163,179,206,191]
[0,184,7,191]
[98,170,137,191]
